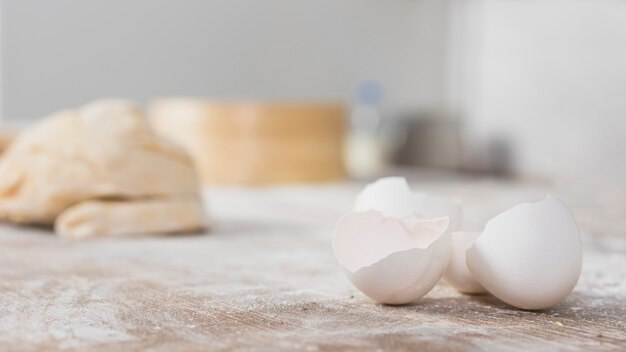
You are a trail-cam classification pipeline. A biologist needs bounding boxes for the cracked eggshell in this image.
[333,211,451,305]
[466,195,582,310]
[353,177,461,231]
[443,231,486,294]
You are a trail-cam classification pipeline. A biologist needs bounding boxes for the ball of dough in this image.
[0,99,207,238]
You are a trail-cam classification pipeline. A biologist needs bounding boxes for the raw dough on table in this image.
[0,99,207,238]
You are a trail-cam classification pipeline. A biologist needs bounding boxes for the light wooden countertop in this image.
[1,172,625,351]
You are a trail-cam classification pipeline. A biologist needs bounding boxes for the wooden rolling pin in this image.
[148,99,346,184]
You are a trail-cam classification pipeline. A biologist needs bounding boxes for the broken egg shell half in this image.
[466,195,582,310]
[443,231,486,294]
[353,177,462,231]
[333,211,451,305]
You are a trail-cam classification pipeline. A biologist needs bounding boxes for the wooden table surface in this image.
[1,172,625,351]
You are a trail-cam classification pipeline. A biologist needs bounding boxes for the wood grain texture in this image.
[0,172,624,351]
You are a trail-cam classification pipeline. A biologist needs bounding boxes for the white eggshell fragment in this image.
[333,211,451,304]
[353,177,462,231]
[466,195,582,310]
[443,231,486,294]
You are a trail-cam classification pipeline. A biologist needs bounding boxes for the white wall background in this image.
[3,0,625,203]
[454,0,626,203]
[1,0,449,119]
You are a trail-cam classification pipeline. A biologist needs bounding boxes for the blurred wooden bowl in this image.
[148,99,346,184]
